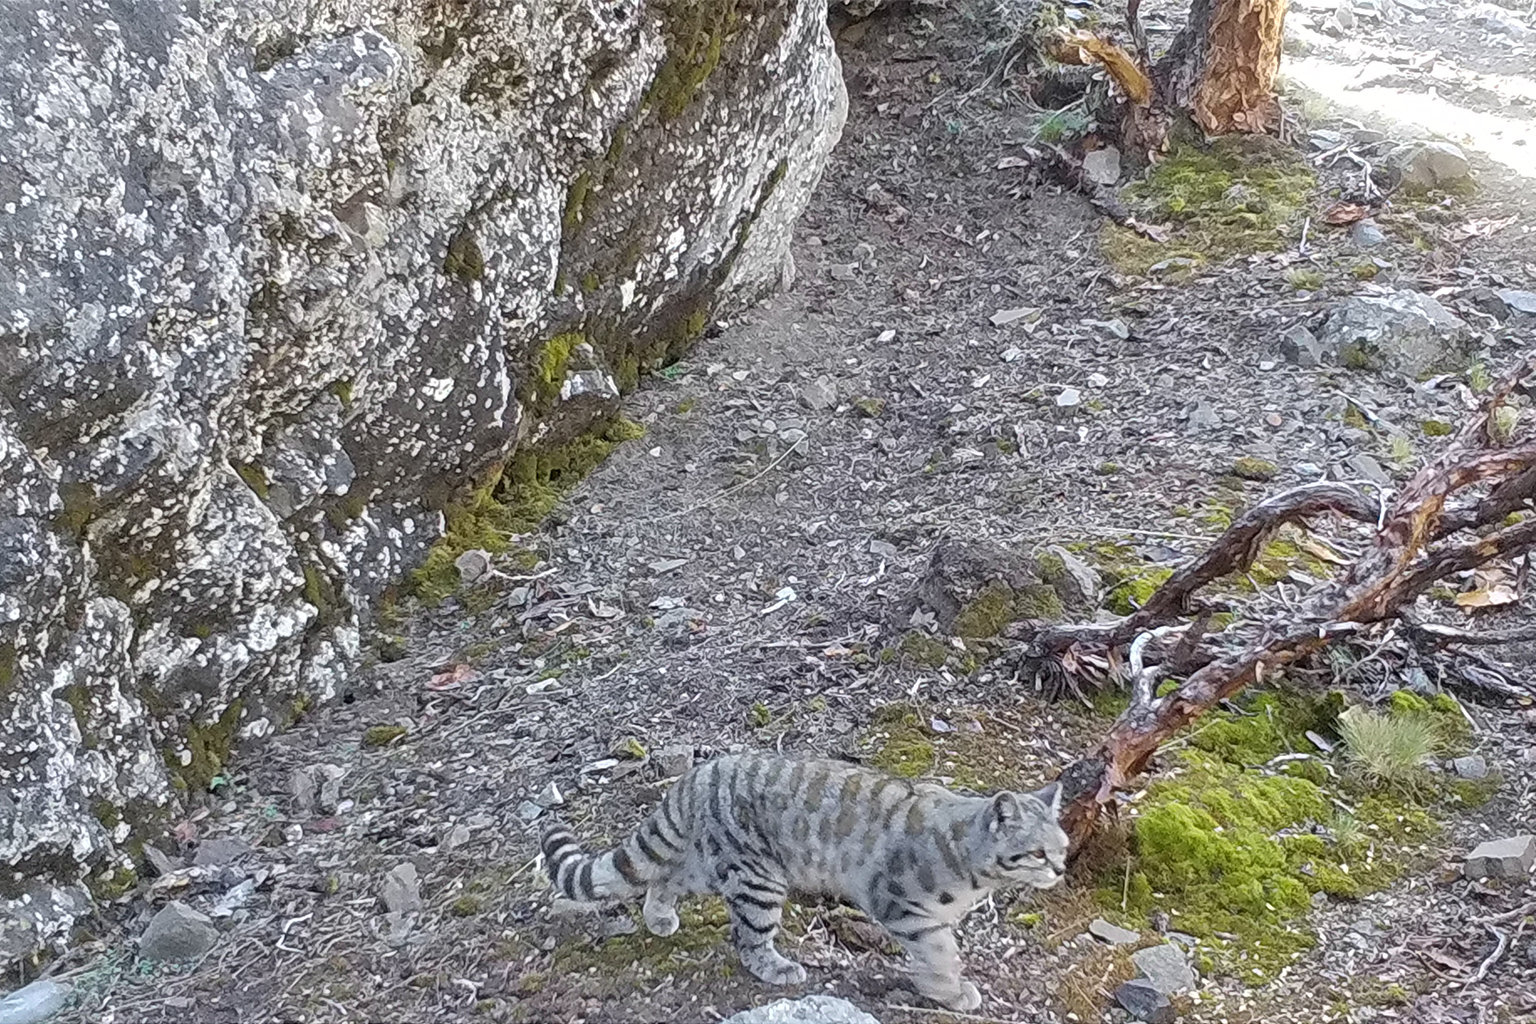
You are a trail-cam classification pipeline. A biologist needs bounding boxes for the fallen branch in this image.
[1040,356,1536,843]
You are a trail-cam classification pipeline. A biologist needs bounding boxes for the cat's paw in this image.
[763,961,807,986]
[952,981,982,1012]
[643,906,680,936]
[927,981,982,1012]
[743,952,807,986]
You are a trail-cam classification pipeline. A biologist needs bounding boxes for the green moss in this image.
[1114,136,1315,272]
[1286,268,1324,292]
[952,582,1014,639]
[852,396,885,418]
[233,461,270,501]
[88,866,139,902]
[1243,535,1332,588]
[531,332,580,411]
[302,564,343,625]
[363,724,407,748]
[1107,689,1446,984]
[410,417,643,603]
[1232,457,1279,481]
[673,398,697,414]
[550,897,733,981]
[451,895,484,917]
[167,699,245,794]
[865,706,936,778]
[644,2,734,122]
[329,379,355,408]
[1189,690,1344,765]
[444,227,486,283]
[55,481,99,541]
[0,640,16,697]
[562,172,592,234]
[895,630,951,668]
[580,272,600,294]
[1105,567,1173,615]
[1351,262,1380,281]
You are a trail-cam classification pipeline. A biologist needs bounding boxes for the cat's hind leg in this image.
[719,869,806,986]
[642,879,681,936]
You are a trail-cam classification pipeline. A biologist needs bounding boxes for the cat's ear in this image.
[988,792,1022,832]
[1030,782,1062,816]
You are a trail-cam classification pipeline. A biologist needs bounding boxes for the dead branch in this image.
[1045,356,1536,844]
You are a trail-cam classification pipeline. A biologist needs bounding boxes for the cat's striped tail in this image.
[540,781,692,900]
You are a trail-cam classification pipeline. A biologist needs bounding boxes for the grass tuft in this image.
[1338,708,1438,798]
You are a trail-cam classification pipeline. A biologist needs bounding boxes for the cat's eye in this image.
[1002,851,1046,868]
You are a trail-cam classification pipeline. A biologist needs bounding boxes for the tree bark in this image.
[1154,0,1289,134]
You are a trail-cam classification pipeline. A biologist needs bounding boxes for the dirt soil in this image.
[38,1,1536,1022]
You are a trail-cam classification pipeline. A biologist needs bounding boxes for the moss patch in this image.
[363,724,407,748]
[444,226,486,283]
[1232,456,1279,481]
[865,704,937,778]
[410,416,644,603]
[861,702,1041,792]
[951,580,1064,639]
[549,897,733,986]
[1108,136,1315,274]
[1105,688,1443,986]
[166,699,245,794]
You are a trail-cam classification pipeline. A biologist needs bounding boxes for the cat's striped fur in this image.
[540,752,1069,1011]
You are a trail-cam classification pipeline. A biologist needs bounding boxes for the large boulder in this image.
[0,0,845,959]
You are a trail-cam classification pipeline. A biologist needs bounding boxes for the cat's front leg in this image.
[891,923,982,1012]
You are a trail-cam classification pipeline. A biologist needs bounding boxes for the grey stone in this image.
[1277,324,1329,367]
[536,782,565,807]
[1083,146,1122,187]
[1464,835,1535,878]
[516,800,545,823]
[1465,287,1511,319]
[1114,979,1176,1023]
[1349,220,1387,248]
[316,765,347,814]
[720,996,882,1024]
[381,863,421,915]
[1450,754,1488,780]
[1319,289,1470,376]
[290,768,318,816]
[0,0,845,961]
[800,376,838,411]
[138,901,219,962]
[1089,917,1141,944]
[1499,289,1536,315]
[1186,402,1222,431]
[654,745,696,779]
[1385,140,1473,190]
[1132,942,1197,996]
[191,838,252,868]
[1340,453,1392,487]
[1046,545,1102,610]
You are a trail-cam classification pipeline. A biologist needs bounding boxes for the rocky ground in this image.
[19,0,1536,1022]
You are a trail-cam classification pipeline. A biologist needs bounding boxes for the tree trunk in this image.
[1155,0,1289,134]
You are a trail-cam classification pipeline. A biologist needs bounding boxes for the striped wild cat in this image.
[540,752,1069,1011]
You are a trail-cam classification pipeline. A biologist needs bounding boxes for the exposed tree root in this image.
[1017,358,1536,843]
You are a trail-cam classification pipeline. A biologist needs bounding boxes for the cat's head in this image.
[972,782,1070,889]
